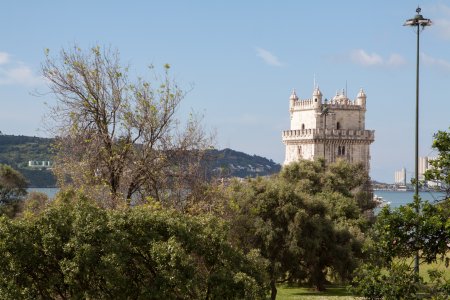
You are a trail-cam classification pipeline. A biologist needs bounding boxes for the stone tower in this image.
[282,87,375,170]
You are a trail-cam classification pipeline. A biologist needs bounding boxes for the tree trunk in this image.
[270,277,277,300]
[312,268,326,292]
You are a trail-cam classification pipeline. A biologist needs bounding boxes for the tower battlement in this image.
[282,128,375,141]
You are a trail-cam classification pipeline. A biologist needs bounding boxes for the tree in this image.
[225,160,372,299]
[42,45,211,208]
[425,127,450,200]
[351,263,422,300]
[21,191,49,216]
[352,200,450,299]
[0,190,268,299]
[0,164,27,217]
[352,128,450,299]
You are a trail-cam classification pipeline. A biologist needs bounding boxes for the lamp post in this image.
[321,99,329,162]
[404,6,432,274]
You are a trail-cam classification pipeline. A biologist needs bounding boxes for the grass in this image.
[276,285,356,300]
[417,257,450,282]
[275,257,450,299]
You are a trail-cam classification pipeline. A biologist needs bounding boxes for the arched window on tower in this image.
[338,146,341,155]
[342,146,345,155]
[301,123,305,130]
[337,122,341,130]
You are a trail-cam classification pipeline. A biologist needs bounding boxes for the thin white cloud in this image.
[0,52,10,65]
[429,4,450,40]
[386,53,407,67]
[421,52,450,71]
[433,19,450,40]
[350,49,383,66]
[256,47,284,67]
[350,49,406,68]
[0,52,43,86]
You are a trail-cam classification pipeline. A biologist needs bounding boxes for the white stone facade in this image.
[282,87,374,170]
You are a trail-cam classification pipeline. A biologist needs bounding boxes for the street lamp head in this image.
[404,6,432,27]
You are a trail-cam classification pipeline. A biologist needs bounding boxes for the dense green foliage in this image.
[351,263,421,300]
[352,128,450,299]
[425,128,450,199]
[0,190,268,299]
[224,159,374,299]
[373,201,450,264]
[0,164,28,217]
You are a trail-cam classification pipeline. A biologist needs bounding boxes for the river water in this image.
[374,190,446,209]
[27,188,59,199]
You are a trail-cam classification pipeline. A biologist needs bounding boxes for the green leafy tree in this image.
[425,127,450,200]
[351,263,422,300]
[0,164,27,217]
[225,159,372,299]
[366,198,449,265]
[352,201,450,299]
[0,190,268,299]
[21,191,49,216]
[352,129,450,299]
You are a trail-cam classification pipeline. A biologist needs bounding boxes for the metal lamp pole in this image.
[404,6,432,274]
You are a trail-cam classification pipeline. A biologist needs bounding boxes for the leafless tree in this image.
[43,45,212,208]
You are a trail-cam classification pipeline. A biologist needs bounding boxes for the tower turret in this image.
[356,88,367,108]
[312,86,322,108]
[289,89,298,108]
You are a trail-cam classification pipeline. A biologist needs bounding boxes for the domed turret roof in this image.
[312,86,322,96]
[357,88,366,98]
[290,89,298,101]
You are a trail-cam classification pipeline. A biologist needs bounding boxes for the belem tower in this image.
[282,86,375,170]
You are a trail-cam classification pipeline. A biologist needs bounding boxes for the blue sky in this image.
[0,1,449,183]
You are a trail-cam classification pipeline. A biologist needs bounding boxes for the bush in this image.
[351,263,421,300]
[0,190,268,299]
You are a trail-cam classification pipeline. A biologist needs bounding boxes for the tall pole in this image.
[404,6,431,275]
[414,14,420,275]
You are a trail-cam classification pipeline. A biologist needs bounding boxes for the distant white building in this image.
[28,160,52,168]
[419,156,439,187]
[282,87,374,170]
[418,156,437,180]
[394,168,407,185]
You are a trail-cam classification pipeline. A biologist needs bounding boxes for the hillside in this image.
[205,148,281,178]
[0,135,56,187]
[0,134,281,188]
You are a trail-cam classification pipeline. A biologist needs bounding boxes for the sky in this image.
[0,1,449,183]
